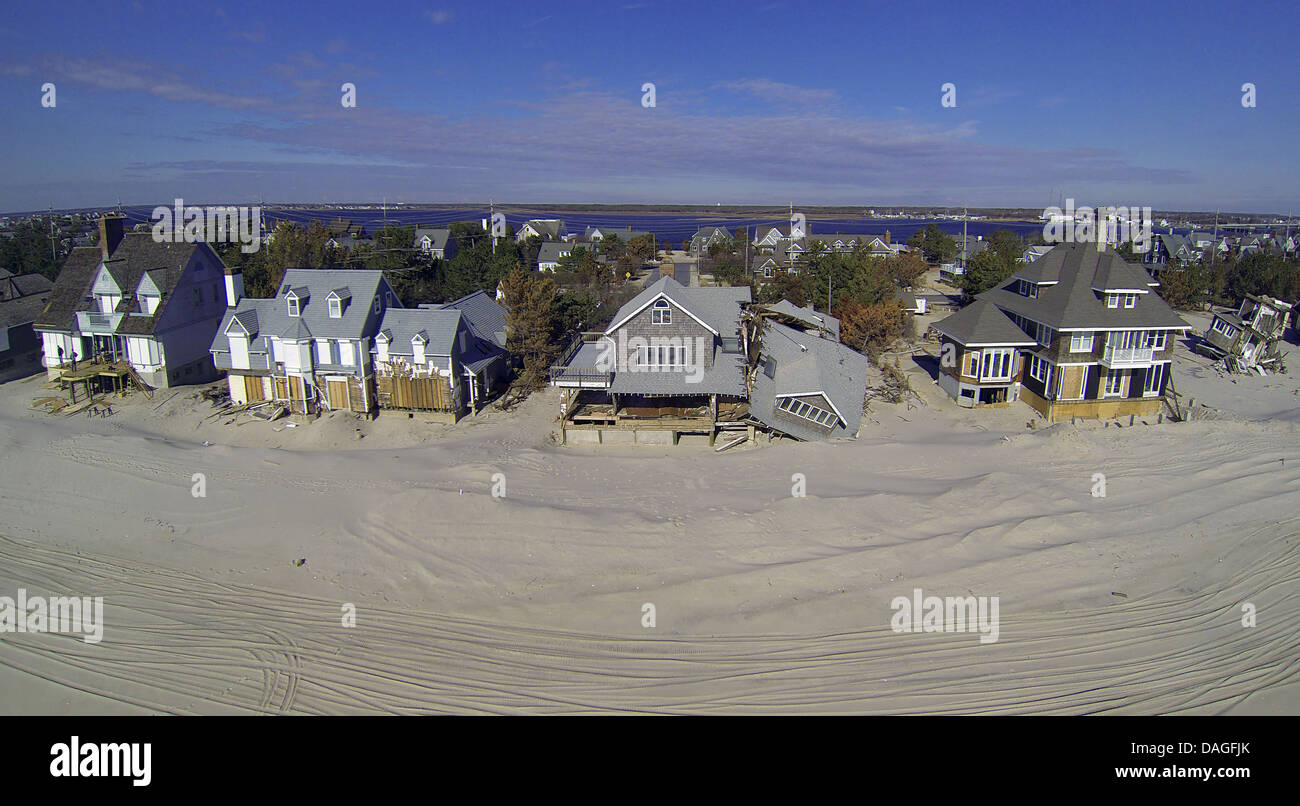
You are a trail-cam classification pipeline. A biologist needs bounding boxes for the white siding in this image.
[228,335,249,370]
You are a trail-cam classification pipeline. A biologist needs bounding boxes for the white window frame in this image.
[1103,368,1125,398]
[1144,364,1164,396]
[1123,293,1137,308]
[1106,294,1119,308]
[651,299,672,325]
[979,348,1014,382]
[778,396,837,428]
[287,296,300,317]
[328,297,342,318]
[1143,331,1167,350]
[1070,332,1094,353]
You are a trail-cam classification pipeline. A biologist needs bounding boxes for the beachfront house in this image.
[34,213,230,389]
[548,276,868,444]
[548,275,752,445]
[931,241,1191,419]
[210,268,400,415]
[0,268,55,383]
[372,290,509,419]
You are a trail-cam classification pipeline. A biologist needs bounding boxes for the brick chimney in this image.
[99,213,125,259]
[884,229,891,245]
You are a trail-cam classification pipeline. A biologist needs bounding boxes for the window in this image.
[1142,331,1167,350]
[651,298,671,325]
[637,344,686,369]
[287,296,300,317]
[777,396,837,428]
[193,288,202,304]
[965,352,980,377]
[1144,364,1164,396]
[1034,322,1053,347]
[328,298,342,318]
[1123,293,1137,308]
[373,296,381,314]
[1070,332,1095,353]
[1028,355,1053,387]
[1211,319,1237,338]
[1107,294,1119,308]
[980,348,1014,382]
[1103,369,1125,397]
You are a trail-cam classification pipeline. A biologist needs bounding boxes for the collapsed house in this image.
[1195,294,1292,373]
[548,276,866,445]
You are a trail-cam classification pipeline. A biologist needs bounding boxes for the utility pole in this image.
[490,199,496,255]
[49,205,56,265]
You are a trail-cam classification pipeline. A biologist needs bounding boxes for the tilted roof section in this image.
[749,321,866,441]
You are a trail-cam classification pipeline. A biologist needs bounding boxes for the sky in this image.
[0,0,1297,214]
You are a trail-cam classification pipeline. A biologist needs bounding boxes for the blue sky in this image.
[1,0,1297,214]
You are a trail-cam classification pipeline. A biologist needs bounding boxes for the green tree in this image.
[499,267,559,390]
[959,249,1017,302]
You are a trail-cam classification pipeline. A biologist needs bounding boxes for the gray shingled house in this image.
[413,228,458,260]
[931,241,1191,420]
[34,214,231,389]
[550,275,867,445]
[0,268,55,383]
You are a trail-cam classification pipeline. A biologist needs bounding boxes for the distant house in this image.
[940,239,988,284]
[1021,245,1056,263]
[537,242,579,271]
[1146,233,1193,266]
[0,268,55,383]
[690,226,732,253]
[931,242,1192,419]
[516,219,566,242]
[582,225,652,244]
[210,269,401,415]
[413,228,458,260]
[35,214,230,389]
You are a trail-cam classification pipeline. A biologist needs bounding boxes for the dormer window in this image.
[651,298,671,324]
[287,296,300,317]
[1106,292,1137,308]
[328,298,341,318]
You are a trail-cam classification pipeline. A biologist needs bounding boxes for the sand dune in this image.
[0,364,1297,714]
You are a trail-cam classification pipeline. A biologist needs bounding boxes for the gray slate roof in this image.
[377,307,461,355]
[211,268,392,356]
[606,275,750,337]
[931,299,1040,346]
[981,242,1190,331]
[749,321,866,441]
[413,228,452,251]
[436,289,508,351]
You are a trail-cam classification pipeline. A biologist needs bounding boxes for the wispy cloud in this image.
[423,9,453,24]
[35,56,268,110]
[716,78,839,106]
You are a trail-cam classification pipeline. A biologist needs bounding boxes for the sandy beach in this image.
[0,317,1297,714]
